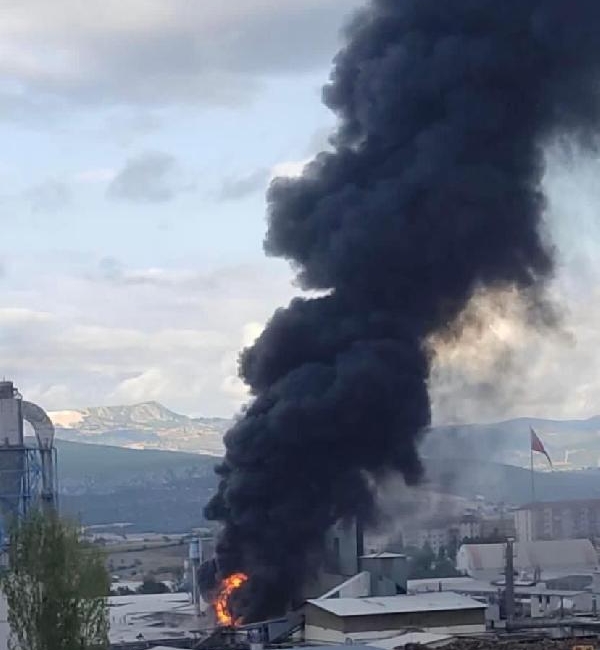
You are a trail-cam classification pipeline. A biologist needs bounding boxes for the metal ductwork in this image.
[21,401,55,450]
[0,382,57,528]
[22,401,56,512]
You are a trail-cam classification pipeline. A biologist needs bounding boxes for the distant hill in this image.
[47,401,600,471]
[49,401,229,455]
[51,439,220,533]
[38,403,600,531]
[48,437,600,533]
[422,416,600,470]
[423,457,600,504]
[54,439,216,486]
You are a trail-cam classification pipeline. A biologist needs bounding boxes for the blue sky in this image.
[1,0,600,423]
[0,0,364,417]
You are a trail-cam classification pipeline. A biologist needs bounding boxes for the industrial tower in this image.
[0,381,57,546]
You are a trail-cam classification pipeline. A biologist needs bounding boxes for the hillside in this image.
[40,403,600,532]
[48,437,600,533]
[47,401,600,471]
[49,401,229,455]
[422,416,600,470]
[54,439,216,486]
[423,457,600,504]
[52,439,220,533]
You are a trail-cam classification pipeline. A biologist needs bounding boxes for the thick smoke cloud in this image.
[204,0,600,622]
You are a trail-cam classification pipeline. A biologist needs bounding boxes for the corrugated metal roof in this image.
[368,632,454,649]
[306,592,486,617]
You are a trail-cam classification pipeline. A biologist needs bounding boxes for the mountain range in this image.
[48,401,600,470]
[35,402,600,532]
[52,439,600,533]
[49,401,229,455]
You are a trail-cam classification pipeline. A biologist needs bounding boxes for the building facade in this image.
[515,499,600,542]
[402,525,450,555]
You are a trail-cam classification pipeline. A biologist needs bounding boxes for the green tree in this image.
[1,510,110,650]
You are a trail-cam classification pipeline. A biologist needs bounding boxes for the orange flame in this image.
[215,572,248,626]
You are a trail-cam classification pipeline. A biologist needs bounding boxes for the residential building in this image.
[480,516,516,540]
[515,499,600,542]
[457,514,481,540]
[402,520,452,555]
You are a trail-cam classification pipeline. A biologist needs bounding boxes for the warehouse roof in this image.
[408,577,585,598]
[458,539,597,573]
[368,632,454,649]
[306,592,486,617]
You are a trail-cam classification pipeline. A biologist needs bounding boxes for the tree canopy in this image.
[1,510,109,650]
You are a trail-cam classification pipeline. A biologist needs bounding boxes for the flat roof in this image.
[368,632,454,649]
[306,592,486,617]
[109,592,191,616]
[408,577,586,598]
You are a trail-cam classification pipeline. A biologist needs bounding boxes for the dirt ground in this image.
[105,538,188,584]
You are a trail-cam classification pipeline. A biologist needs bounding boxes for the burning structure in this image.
[202,0,600,625]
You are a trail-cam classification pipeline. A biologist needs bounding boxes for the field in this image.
[102,536,189,585]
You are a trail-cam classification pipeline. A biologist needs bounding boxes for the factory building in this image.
[456,539,598,583]
[303,592,487,643]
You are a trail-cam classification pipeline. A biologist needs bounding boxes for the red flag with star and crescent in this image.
[530,427,552,468]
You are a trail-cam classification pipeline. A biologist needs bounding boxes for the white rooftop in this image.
[408,577,484,591]
[108,592,203,645]
[306,592,486,617]
[458,539,598,574]
[109,592,190,616]
[368,632,454,649]
[408,576,586,598]
[361,552,406,559]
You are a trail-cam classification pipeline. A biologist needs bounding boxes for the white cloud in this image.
[0,259,295,415]
[0,308,53,324]
[0,0,361,118]
[242,321,264,347]
[110,368,170,404]
[271,158,311,180]
[429,143,600,424]
[107,151,192,203]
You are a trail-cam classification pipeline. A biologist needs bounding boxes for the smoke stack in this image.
[205,0,600,623]
[504,538,515,622]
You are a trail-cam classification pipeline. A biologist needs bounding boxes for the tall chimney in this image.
[504,538,515,622]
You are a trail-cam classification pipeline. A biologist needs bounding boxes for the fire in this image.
[214,572,248,626]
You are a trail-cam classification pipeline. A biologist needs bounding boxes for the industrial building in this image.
[0,380,57,535]
[303,592,487,643]
[456,539,598,583]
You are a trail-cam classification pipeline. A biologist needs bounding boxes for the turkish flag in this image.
[530,427,552,468]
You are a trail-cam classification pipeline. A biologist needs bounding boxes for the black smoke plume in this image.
[204,0,600,622]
